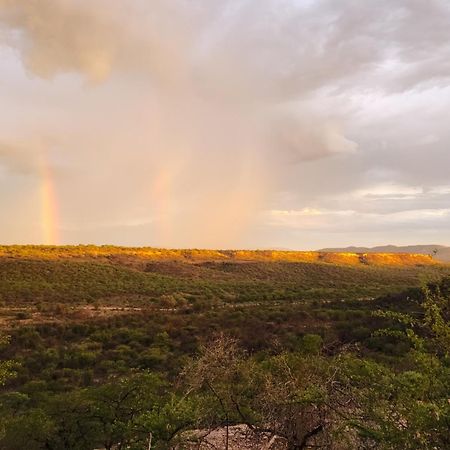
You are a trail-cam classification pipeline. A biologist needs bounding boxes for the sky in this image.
[0,0,449,249]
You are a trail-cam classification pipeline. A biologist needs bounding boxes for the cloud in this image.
[269,115,357,163]
[0,0,449,246]
[0,142,33,174]
[0,0,121,81]
[3,0,450,93]
[265,206,450,233]
[0,140,46,175]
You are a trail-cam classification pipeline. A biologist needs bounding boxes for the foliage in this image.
[0,249,449,449]
[0,336,16,388]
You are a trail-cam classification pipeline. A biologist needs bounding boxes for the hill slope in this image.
[319,244,450,262]
[0,246,448,310]
[0,245,440,265]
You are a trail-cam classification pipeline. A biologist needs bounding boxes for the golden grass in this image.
[0,245,439,266]
[319,252,362,265]
[363,252,435,266]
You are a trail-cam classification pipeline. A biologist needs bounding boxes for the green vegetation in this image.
[0,255,447,307]
[0,246,449,449]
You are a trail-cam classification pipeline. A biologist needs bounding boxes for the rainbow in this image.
[39,154,59,245]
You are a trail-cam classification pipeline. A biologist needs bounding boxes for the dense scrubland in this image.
[0,246,449,449]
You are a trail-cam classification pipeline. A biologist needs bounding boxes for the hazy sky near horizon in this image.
[0,0,449,249]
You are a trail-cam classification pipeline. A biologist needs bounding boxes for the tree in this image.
[183,334,348,449]
[0,335,16,386]
[347,277,450,449]
[0,372,195,450]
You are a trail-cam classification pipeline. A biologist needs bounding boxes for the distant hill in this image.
[0,245,440,266]
[318,245,450,262]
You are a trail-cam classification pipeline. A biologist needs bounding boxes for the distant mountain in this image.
[318,245,450,262]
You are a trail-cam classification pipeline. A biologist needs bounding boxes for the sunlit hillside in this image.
[0,245,447,318]
[0,245,439,266]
